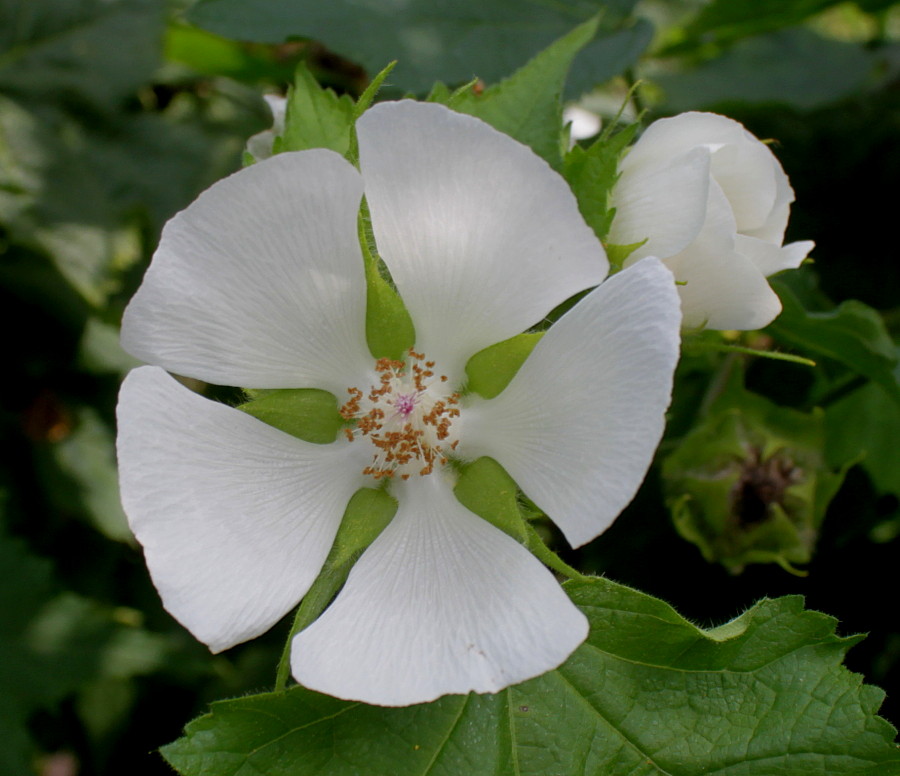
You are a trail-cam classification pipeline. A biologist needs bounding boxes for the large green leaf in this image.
[162,577,899,775]
[187,0,647,96]
[767,278,900,404]
[658,28,882,112]
[664,0,842,52]
[0,0,164,109]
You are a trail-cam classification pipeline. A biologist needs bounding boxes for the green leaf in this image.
[186,0,644,96]
[564,122,637,242]
[767,279,900,405]
[658,29,881,113]
[239,389,344,444]
[163,578,900,775]
[464,332,543,399]
[670,0,843,51]
[442,17,600,168]
[164,24,297,82]
[278,62,355,155]
[0,0,164,109]
[826,370,900,498]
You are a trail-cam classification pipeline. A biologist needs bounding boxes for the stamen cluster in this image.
[340,350,460,480]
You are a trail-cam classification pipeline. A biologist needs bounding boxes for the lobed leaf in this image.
[162,578,900,775]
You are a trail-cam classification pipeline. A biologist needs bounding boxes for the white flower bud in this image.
[609,111,814,330]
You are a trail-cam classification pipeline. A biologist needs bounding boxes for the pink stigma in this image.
[394,393,417,417]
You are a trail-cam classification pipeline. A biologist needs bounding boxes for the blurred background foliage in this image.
[1,0,898,773]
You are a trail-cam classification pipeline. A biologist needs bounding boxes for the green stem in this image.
[623,68,646,118]
[687,340,816,367]
[524,522,589,582]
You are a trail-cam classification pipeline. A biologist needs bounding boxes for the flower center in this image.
[340,350,460,481]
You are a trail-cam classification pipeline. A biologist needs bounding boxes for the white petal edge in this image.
[121,149,373,396]
[624,111,778,233]
[291,475,588,706]
[357,100,608,381]
[117,366,367,652]
[736,235,814,278]
[609,146,711,260]
[459,258,681,548]
[667,183,782,331]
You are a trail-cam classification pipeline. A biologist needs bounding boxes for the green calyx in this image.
[663,378,851,575]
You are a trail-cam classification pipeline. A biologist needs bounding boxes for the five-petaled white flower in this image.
[609,111,814,331]
[116,101,681,706]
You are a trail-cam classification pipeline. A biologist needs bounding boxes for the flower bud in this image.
[662,395,846,574]
[609,112,814,330]
[245,94,287,161]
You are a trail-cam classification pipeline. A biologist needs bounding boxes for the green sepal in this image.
[358,203,415,360]
[563,121,638,243]
[328,487,398,570]
[432,17,601,169]
[425,78,479,107]
[274,487,397,691]
[346,61,397,166]
[278,61,355,156]
[453,457,528,545]
[238,389,344,444]
[663,367,851,573]
[605,239,645,273]
[354,61,397,119]
[464,332,543,399]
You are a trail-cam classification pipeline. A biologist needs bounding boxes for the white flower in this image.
[116,101,681,706]
[245,94,287,161]
[608,111,815,330]
[564,105,601,144]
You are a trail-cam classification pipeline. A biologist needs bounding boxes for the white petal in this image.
[564,105,601,142]
[739,153,795,245]
[459,258,681,548]
[291,475,588,706]
[609,146,711,260]
[121,150,372,395]
[117,366,366,653]
[246,95,288,161]
[625,112,777,233]
[357,100,608,381]
[735,234,813,278]
[667,184,782,330]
